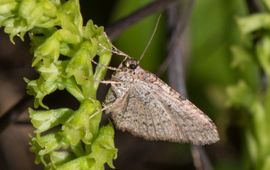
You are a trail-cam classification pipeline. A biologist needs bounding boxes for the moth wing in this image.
[109,83,188,143]
[152,85,219,145]
[106,78,219,145]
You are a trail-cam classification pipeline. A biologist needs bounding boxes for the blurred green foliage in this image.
[189,0,270,170]
[188,0,247,113]
[188,0,270,169]
[189,0,247,169]
[227,1,270,169]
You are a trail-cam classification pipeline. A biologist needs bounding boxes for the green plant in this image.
[0,0,117,169]
[227,1,270,169]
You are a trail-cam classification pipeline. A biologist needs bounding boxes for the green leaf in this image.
[66,41,96,98]
[246,130,259,165]
[26,61,65,108]
[256,36,270,76]
[62,99,102,145]
[29,108,73,133]
[231,45,260,90]
[56,124,117,170]
[89,123,117,169]
[30,132,69,165]
[33,32,60,66]
[56,155,94,170]
[227,80,255,109]
[263,0,270,10]
[237,14,270,35]
[262,155,270,170]
[0,0,18,15]
[64,78,84,102]
[49,151,74,168]
[59,0,83,35]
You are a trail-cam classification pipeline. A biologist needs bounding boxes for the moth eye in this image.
[123,59,138,69]
[129,63,137,69]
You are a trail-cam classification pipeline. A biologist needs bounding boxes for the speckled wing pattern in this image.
[105,60,219,145]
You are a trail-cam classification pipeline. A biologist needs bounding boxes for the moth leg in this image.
[91,59,120,71]
[92,78,123,85]
[88,89,128,120]
[89,91,129,120]
[100,80,122,84]
[88,105,109,120]
[96,74,127,85]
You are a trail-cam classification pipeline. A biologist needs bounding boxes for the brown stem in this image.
[246,0,263,13]
[105,0,179,40]
[0,95,32,133]
[166,0,214,170]
[191,145,213,170]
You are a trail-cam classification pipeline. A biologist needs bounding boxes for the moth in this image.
[104,59,219,145]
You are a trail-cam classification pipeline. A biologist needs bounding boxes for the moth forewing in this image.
[104,59,219,145]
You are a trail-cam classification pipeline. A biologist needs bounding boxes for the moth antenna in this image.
[101,32,132,59]
[138,14,162,63]
[98,41,132,61]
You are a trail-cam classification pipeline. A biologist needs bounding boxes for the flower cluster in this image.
[0,0,117,169]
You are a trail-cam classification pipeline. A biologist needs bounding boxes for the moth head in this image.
[122,59,138,70]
